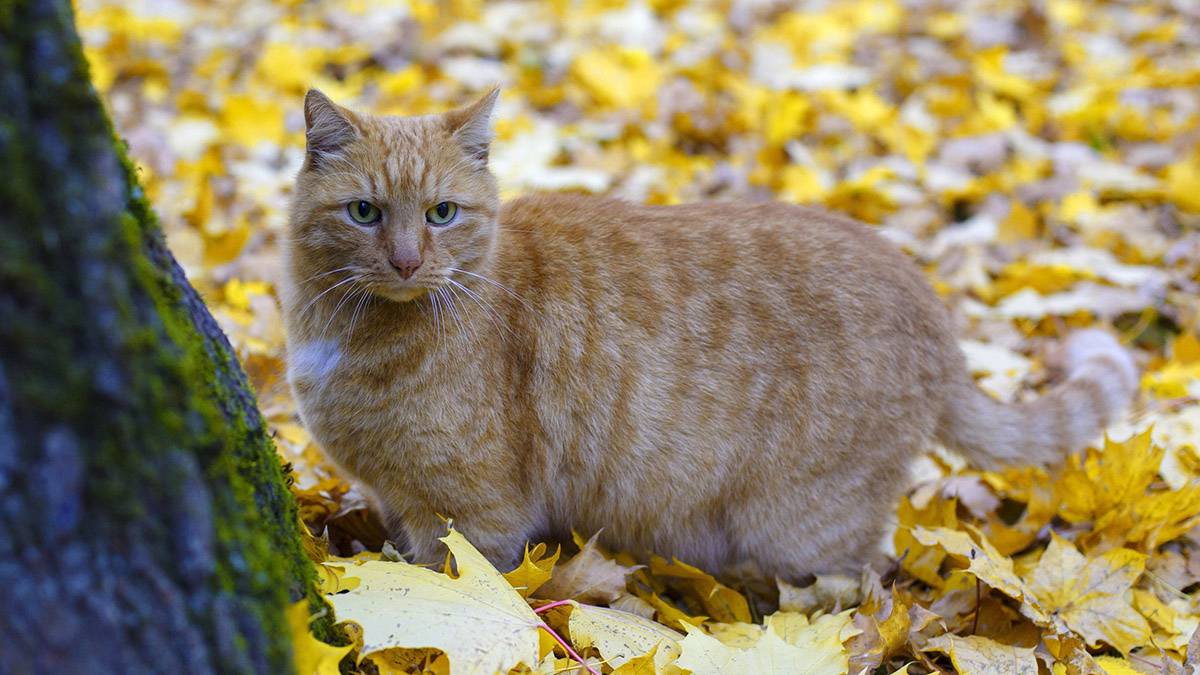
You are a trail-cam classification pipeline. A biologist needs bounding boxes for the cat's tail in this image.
[936,329,1138,469]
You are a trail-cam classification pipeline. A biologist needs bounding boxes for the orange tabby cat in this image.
[282,89,1137,578]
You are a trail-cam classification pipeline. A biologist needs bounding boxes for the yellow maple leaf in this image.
[255,42,321,94]
[704,621,762,648]
[221,93,285,147]
[986,262,1093,302]
[204,221,252,267]
[566,601,682,671]
[1058,430,1159,523]
[504,542,560,598]
[895,496,958,587]
[973,46,1039,100]
[316,562,361,594]
[610,643,686,675]
[1144,332,1200,399]
[924,634,1038,675]
[847,581,913,671]
[634,591,708,632]
[912,525,1026,601]
[1022,534,1151,654]
[571,48,661,114]
[366,647,448,675]
[1094,656,1146,675]
[998,199,1040,244]
[675,610,856,675]
[648,556,751,623]
[1164,153,1200,213]
[324,528,542,675]
[286,601,352,675]
[1058,430,1200,551]
[766,610,860,659]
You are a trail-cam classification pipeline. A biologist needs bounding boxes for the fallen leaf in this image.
[674,624,821,675]
[924,634,1038,675]
[539,533,638,604]
[1023,534,1151,654]
[325,528,541,675]
[913,525,1026,601]
[648,556,751,623]
[566,601,682,671]
[778,574,861,614]
[505,543,560,599]
[286,601,352,675]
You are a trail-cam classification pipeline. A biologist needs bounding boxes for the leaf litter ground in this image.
[78,0,1200,672]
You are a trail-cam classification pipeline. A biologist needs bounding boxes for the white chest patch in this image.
[288,340,343,384]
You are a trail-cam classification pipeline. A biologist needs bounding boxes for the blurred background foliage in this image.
[77,0,1199,591]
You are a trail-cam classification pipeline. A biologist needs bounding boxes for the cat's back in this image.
[497,193,944,325]
[495,192,957,410]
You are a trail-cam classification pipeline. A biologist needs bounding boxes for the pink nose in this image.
[390,254,422,280]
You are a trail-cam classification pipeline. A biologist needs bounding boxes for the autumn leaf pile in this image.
[77,0,1200,672]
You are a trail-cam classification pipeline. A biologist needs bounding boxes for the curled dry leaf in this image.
[504,542,561,599]
[648,556,751,623]
[778,574,861,615]
[538,533,639,604]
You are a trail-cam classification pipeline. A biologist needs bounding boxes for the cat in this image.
[281,88,1137,579]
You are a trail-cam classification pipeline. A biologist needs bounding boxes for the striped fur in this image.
[281,91,1136,579]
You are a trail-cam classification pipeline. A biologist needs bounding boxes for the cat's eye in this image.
[347,200,382,224]
[425,202,458,226]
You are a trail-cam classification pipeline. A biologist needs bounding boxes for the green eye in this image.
[347,200,381,224]
[425,201,458,226]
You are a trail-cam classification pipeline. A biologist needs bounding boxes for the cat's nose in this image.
[389,253,422,280]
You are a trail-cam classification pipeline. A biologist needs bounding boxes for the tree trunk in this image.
[0,2,331,673]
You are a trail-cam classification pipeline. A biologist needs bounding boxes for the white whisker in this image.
[447,278,514,339]
[320,278,367,341]
[298,274,362,323]
[429,289,444,351]
[345,285,375,341]
[447,267,534,312]
[437,287,472,350]
[296,265,356,286]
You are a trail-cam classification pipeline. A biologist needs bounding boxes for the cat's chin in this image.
[377,286,429,303]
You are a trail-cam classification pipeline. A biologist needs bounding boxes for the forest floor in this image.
[79,0,1200,672]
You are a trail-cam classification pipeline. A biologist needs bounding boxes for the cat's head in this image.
[289,89,500,304]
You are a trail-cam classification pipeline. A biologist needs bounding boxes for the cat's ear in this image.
[304,89,359,168]
[443,87,499,164]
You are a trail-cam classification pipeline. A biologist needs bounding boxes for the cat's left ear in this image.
[443,87,499,164]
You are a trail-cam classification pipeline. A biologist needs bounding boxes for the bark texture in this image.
[0,2,330,672]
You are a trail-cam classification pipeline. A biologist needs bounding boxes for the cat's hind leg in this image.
[724,459,902,582]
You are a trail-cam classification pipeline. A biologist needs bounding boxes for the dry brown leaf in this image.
[538,533,638,604]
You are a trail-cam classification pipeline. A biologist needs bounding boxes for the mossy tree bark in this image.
[0,2,331,673]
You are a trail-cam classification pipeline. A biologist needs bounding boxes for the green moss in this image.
[115,138,346,655]
[0,0,344,669]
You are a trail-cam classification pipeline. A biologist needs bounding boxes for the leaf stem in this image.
[537,620,599,675]
[970,577,981,635]
[534,599,573,614]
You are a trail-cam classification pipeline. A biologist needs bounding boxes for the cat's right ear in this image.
[304,89,359,170]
